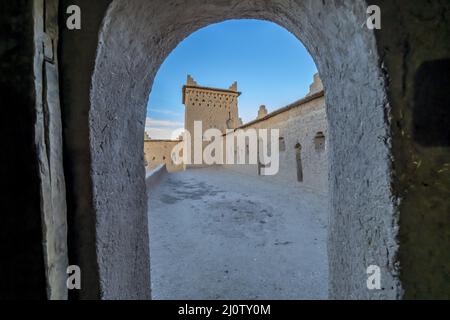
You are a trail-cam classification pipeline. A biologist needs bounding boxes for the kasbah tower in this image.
[183,74,242,140]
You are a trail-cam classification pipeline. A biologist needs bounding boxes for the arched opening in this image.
[295,143,303,183]
[141,19,328,297]
[314,132,326,153]
[85,0,400,299]
[2,0,448,301]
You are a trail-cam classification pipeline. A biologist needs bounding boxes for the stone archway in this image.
[87,0,400,299]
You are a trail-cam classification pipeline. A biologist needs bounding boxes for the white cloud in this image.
[145,117,183,128]
[145,117,184,140]
[148,108,183,117]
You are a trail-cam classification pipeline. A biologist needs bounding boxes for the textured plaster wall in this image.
[88,0,399,299]
[0,0,438,300]
[59,0,112,299]
[0,0,68,300]
[373,0,450,299]
[224,94,328,194]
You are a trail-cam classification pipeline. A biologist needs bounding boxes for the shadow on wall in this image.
[413,59,450,146]
[398,58,450,298]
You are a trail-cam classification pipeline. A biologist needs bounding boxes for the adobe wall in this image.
[59,0,112,299]
[373,0,450,298]
[224,93,328,194]
[184,77,240,136]
[144,140,184,173]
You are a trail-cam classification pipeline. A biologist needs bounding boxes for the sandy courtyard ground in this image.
[148,167,328,299]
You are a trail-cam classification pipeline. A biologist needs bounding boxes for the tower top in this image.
[182,75,241,104]
[186,74,198,86]
[257,105,268,120]
[307,73,323,96]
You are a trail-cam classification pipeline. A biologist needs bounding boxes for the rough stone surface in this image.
[374,0,450,299]
[88,0,399,299]
[33,0,69,300]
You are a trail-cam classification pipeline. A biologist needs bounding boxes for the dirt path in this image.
[148,167,328,299]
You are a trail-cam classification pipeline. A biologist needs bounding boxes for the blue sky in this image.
[146,19,317,139]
